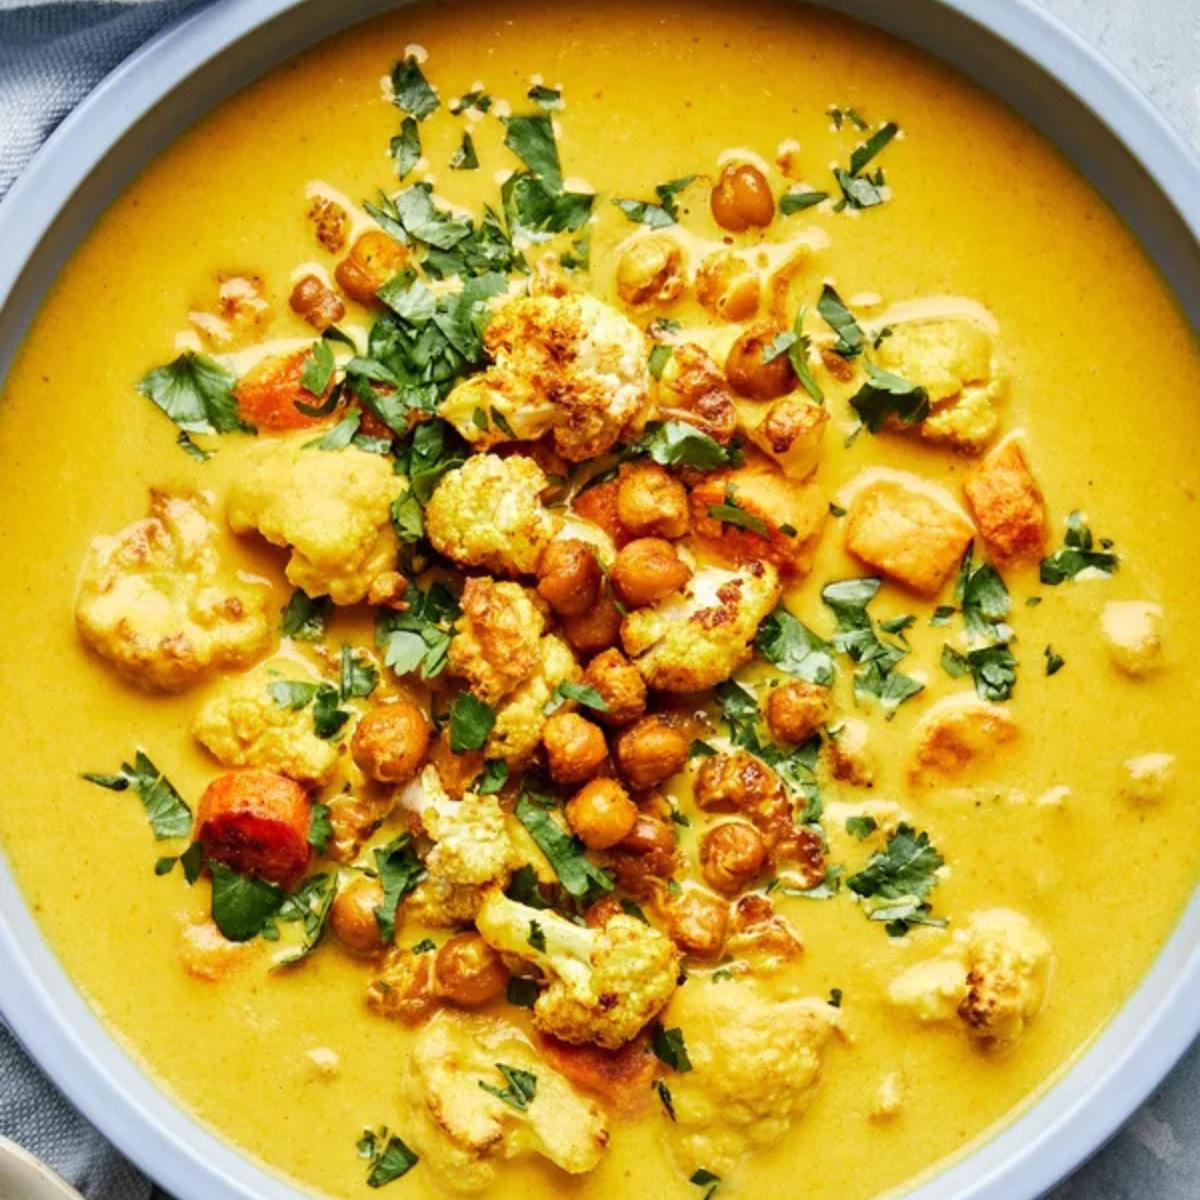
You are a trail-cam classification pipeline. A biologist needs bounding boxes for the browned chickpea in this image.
[543,712,609,785]
[351,700,431,784]
[584,895,624,928]
[725,323,798,400]
[582,649,647,727]
[616,463,690,540]
[428,728,484,800]
[765,680,831,745]
[615,715,689,788]
[695,251,761,322]
[561,595,623,655]
[616,234,685,306]
[711,162,775,232]
[565,778,638,850]
[611,538,691,608]
[608,813,677,898]
[700,821,768,894]
[536,538,602,617]
[330,876,386,955]
[334,231,411,304]
[289,273,346,331]
[666,889,730,959]
[433,932,509,1007]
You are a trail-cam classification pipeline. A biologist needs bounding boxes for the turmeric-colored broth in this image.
[1,2,1198,1199]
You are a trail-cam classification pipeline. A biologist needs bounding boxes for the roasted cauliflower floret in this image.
[909,693,1018,782]
[400,1012,609,1194]
[736,396,829,480]
[621,562,781,692]
[874,315,1005,453]
[889,908,1053,1049]
[192,660,339,785]
[488,634,582,765]
[1120,751,1175,804]
[75,490,272,692]
[440,292,649,462]
[663,976,837,1175]
[448,577,547,704]
[475,887,679,1049]
[1100,600,1164,677]
[426,454,558,577]
[226,434,402,604]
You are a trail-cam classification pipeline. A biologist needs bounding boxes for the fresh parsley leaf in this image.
[707,486,769,537]
[376,581,460,679]
[82,750,192,840]
[780,190,829,214]
[506,976,539,1007]
[941,642,1018,701]
[845,815,877,840]
[299,339,336,396]
[358,1127,419,1189]
[850,121,899,175]
[273,872,337,967]
[504,114,562,189]
[544,679,609,715]
[390,489,424,543]
[475,759,509,794]
[612,176,696,228]
[849,361,930,432]
[502,171,594,241]
[452,90,492,114]
[478,1063,537,1111]
[527,83,563,110]
[956,545,1011,639]
[308,804,332,855]
[788,307,824,402]
[311,409,361,450]
[209,862,284,942]
[651,1024,693,1072]
[391,56,439,120]
[632,420,735,471]
[648,343,673,379]
[1039,511,1118,584]
[373,835,425,942]
[846,823,945,935]
[137,351,248,435]
[390,116,421,180]
[817,285,864,358]
[754,607,836,686]
[449,693,495,752]
[340,645,379,701]
[1045,645,1065,676]
[450,131,479,170]
[515,793,613,904]
[280,589,330,640]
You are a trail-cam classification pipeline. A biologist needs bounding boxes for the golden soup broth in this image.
[1,1,1198,1198]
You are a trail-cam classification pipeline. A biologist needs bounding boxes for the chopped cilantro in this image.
[632,420,736,471]
[137,351,248,436]
[654,1079,677,1120]
[209,862,284,943]
[515,792,613,904]
[612,176,695,228]
[176,431,212,461]
[648,343,673,379]
[651,1024,693,1072]
[373,835,425,943]
[358,1127,419,1189]
[846,823,945,936]
[817,284,864,358]
[707,486,769,538]
[506,976,539,1007]
[273,872,337,967]
[527,918,547,951]
[450,131,479,171]
[787,307,824,403]
[527,83,563,110]
[449,692,496,752]
[754,607,836,686]
[845,815,877,840]
[82,750,192,840]
[307,803,333,855]
[475,759,509,795]
[376,581,460,679]
[390,116,421,180]
[544,679,609,716]
[479,1063,538,1112]
[390,56,439,120]
[1045,645,1065,676]
[828,987,844,1008]
[780,189,829,214]
[849,362,930,432]
[1039,511,1118,584]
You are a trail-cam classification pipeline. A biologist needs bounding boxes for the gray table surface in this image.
[1041,2,1199,1197]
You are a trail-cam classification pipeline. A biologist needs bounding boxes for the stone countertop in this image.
[1040,1,1198,1196]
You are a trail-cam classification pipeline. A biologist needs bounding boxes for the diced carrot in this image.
[195,769,311,887]
[571,479,632,548]
[233,349,337,432]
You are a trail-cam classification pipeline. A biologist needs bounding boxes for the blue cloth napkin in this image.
[0,3,1197,1200]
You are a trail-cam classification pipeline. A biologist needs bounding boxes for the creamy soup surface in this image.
[1,2,1198,1198]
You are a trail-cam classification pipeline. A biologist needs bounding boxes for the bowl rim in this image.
[0,3,1197,1200]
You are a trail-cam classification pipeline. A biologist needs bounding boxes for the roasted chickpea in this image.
[428,728,484,800]
[334,231,410,304]
[710,161,775,232]
[700,821,768,893]
[536,538,602,616]
[582,649,647,727]
[289,273,346,331]
[584,895,624,928]
[766,680,831,744]
[616,463,690,539]
[433,932,509,1007]
[351,700,431,784]
[561,595,623,655]
[616,234,685,307]
[611,538,691,608]
[544,712,609,785]
[566,778,638,849]
[666,888,729,959]
[615,715,689,788]
[330,876,386,955]
[608,813,677,898]
[694,251,761,322]
[725,323,797,400]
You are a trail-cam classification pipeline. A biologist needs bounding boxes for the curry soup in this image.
[1,2,1198,1199]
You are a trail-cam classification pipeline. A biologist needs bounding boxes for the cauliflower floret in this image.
[400,767,518,925]
[426,454,558,577]
[448,577,547,704]
[75,490,273,692]
[824,717,876,787]
[192,659,339,785]
[909,693,1018,781]
[475,887,679,1049]
[663,976,837,1176]
[621,562,781,692]
[889,908,1053,1049]
[874,315,1005,453]
[735,396,829,480]
[227,433,402,604]
[400,1012,609,1194]
[1100,600,1164,677]
[870,1071,907,1121]
[1120,751,1175,804]
[440,292,649,462]
[488,634,581,765]
[844,476,973,596]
